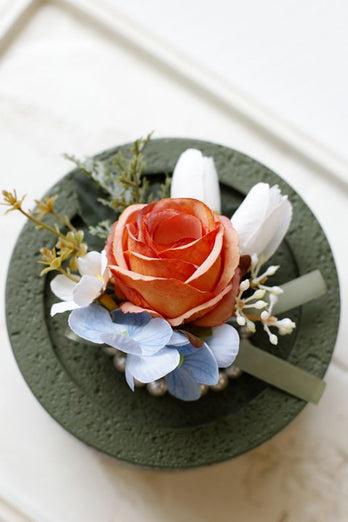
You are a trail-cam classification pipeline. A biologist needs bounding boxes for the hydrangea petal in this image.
[100,332,142,355]
[68,303,119,344]
[126,348,180,383]
[111,310,152,333]
[110,311,172,355]
[182,344,219,385]
[168,331,189,347]
[132,318,173,355]
[207,323,240,367]
[165,366,201,401]
[125,363,135,391]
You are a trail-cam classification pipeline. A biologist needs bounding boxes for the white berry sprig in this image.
[235,254,296,345]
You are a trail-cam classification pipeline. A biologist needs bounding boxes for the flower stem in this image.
[58,267,79,283]
[245,314,262,322]
[19,208,66,239]
[51,210,75,231]
[98,293,118,311]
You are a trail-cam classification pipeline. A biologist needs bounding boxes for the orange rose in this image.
[105,198,240,327]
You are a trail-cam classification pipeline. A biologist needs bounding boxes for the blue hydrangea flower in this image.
[68,304,240,401]
[69,304,179,388]
[165,324,239,401]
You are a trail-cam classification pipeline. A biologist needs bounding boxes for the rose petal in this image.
[215,216,240,293]
[144,210,203,246]
[159,228,219,265]
[138,198,216,238]
[125,251,195,281]
[167,283,231,326]
[126,224,157,259]
[193,268,241,327]
[113,277,151,309]
[105,221,117,265]
[185,224,223,291]
[120,301,162,318]
[110,265,214,318]
[111,204,146,268]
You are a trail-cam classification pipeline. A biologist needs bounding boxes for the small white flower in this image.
[170,149,221,213]
[231,183,292,263]
[272,317,296,336]
[50,250,110,316]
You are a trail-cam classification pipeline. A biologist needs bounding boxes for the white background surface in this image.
[109,0,348,164]
[0,1,348,521]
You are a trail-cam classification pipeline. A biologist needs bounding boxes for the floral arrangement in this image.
[2,137,299,401]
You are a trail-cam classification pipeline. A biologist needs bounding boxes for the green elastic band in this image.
[274,269,327,315]
[234,340,326,404]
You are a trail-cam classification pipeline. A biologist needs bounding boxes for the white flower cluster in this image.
[235,254,296,345]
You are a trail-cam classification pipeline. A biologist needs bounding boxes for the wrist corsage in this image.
[3,136,329,402]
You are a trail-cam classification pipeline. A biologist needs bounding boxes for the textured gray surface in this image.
[6,138,340,469]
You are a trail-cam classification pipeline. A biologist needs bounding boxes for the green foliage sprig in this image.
[65,133,153,213]
[88,219,112,240]
[65,134,171,238]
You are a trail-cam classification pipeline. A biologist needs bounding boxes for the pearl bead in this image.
[103,346,118,356]
[134,379,145,387]
[200,384,209,396]
[210,371,229,391]
[147,379,167,396]
[113,352,126,372]
[225,365,243,379]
